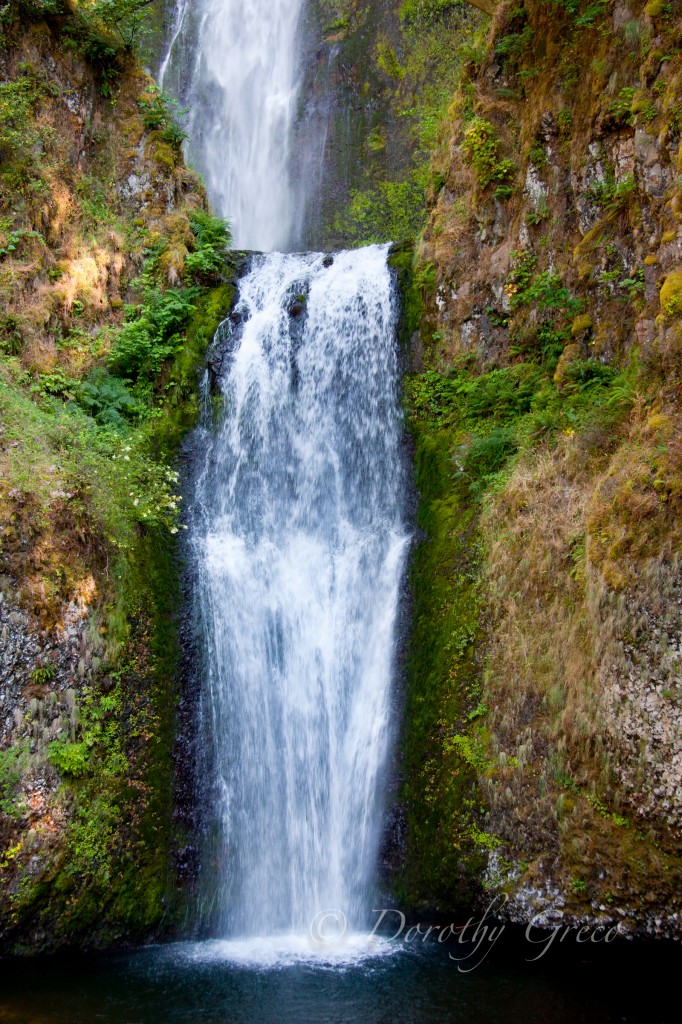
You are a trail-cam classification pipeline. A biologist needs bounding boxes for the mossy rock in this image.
[571,314,593,337]
[644,0,667,17]
[660,271,682,317]
[554,342,581,389]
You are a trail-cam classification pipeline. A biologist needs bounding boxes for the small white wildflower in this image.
[170,527,178,535]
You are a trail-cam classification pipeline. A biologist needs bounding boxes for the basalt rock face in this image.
[398,0,682,937]
[419,1,681,372]
[293,0,404,248]
[292,1,482,248]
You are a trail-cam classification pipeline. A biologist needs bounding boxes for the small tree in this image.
[88,0,159,48]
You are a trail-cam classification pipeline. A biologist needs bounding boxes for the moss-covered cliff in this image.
[296,0,483,247]
[0,1,234,952]
[397,0,682,936]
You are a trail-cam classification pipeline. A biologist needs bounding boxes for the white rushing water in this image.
[160,0,305,250]
[191,246,408,941]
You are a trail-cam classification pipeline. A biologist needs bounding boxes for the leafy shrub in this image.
[48,740,90,778]
[139,87,189,147]
[552,0,610,26]
[76,175,113,229]
[0,226,43,258]
[0,79,40,163]
[93,1,159,48]
[33,369,78,401]
[399,0,462,26]
[496,26,535,60]
[607,86,637,126]
[506,251,582,315]
[592,173,636,213]
[17,0,65,18]
[109,288,197,379]
[461,118,515,189]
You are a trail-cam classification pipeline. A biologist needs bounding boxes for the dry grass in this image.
[479,393,682,907]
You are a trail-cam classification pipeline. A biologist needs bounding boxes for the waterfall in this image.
[163,0,410,953]
[159,0,306,251]
[191,246,408,943]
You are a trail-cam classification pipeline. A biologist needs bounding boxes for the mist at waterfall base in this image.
[189,245,408,946]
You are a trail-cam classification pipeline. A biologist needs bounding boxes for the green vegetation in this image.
[552,0,610,27]
[399,383,488,906]
[0,77,44,161]
[336,179,426,246]
[0,745,28,818]
[138,86,189,146]
[21,1,159,50]
[461,117,515,192]
[399,0,463,27]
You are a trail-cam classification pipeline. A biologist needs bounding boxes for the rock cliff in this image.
[0,1,233,952]
[398,0,682,937]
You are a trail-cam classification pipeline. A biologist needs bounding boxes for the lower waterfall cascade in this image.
[189,245,410,947]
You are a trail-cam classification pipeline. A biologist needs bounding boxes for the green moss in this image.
[388,240,422,352]
[571,313,594,336]
[313,0,482,247]
[644,0,667,17]
[398,406,488,908]
[0,744,28,819]
[334,177,427,247]
[376,40,405,80]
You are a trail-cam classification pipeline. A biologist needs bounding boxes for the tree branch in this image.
[463,0,497,16]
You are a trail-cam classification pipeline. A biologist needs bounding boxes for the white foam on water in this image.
[175,933,401,970]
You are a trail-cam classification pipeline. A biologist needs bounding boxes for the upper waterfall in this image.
[160,0,306,251]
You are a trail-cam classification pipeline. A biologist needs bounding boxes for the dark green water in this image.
[0,936,676,1024]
